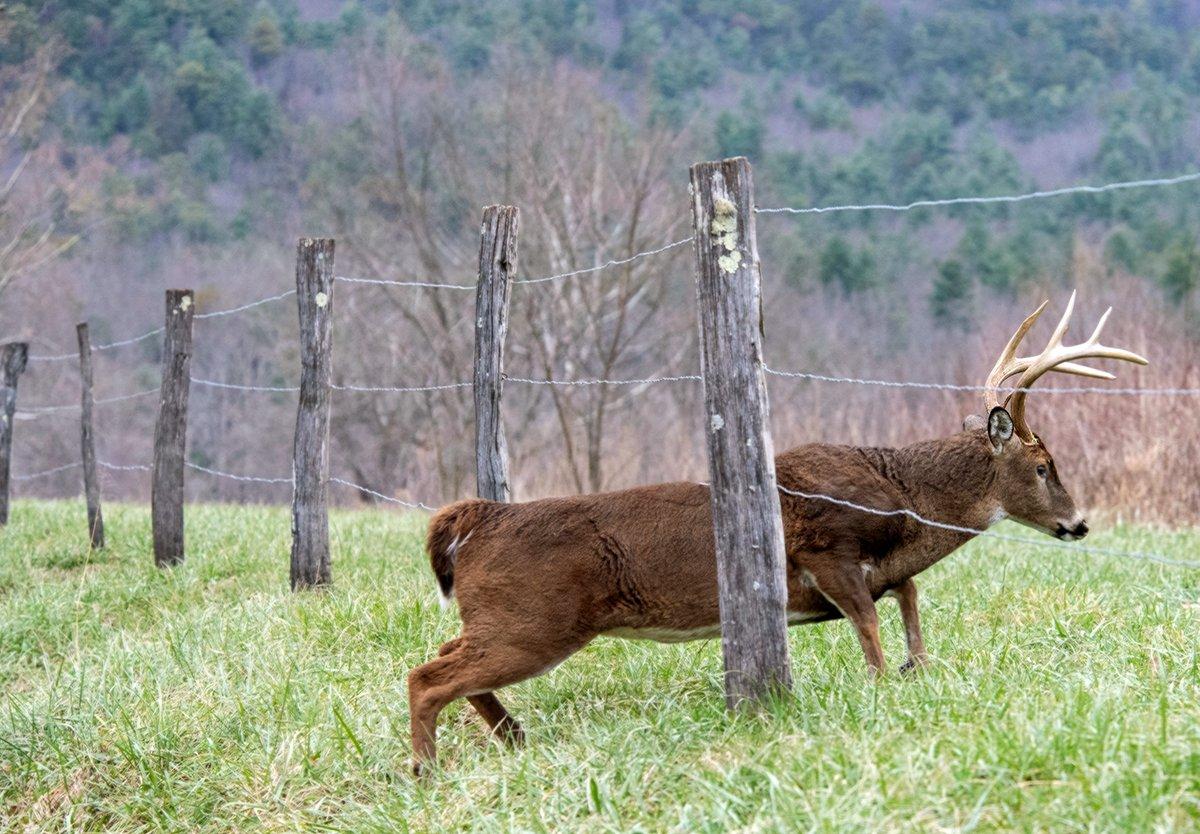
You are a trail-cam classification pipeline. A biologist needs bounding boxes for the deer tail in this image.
[426,498,494,609]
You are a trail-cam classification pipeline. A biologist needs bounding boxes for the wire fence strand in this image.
[12,462,82,481]
[333,381,472,393]
[185,462,293,485]
[506,372,701,386]
[756,170,1200,215]
[329,476,438,511]
[335,275,476,290]
[194,289,297,319]
[29,286,297,362]
[98,460,151,473]
[763,366,1200,396]
[192,377,300,393]
[515,237,694,285]
[775,483,1200,569]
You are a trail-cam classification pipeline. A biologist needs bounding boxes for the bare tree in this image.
[500,69,695,493]
[0,33,77,302]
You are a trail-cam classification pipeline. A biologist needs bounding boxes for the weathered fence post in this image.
[689,156,792,707]
[0,342,29,526]
[291,238,335,590]
[152,290,194,567]
[76,323,105,548]
[474,205,518,502]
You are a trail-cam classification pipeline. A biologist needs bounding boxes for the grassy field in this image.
[1,500,1199,832]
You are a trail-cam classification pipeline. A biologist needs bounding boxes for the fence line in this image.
[11,158,1200,584]
[514,236,694,285]
[506,372,702,386]
[28,286,298,363]
[12,461,82,481]
[28,327,165,362]
[330,476,439,511]
[191,377,300,393]
[775,483,1200,570]
[186,461,292,485]
[763,366,1200,396]
[335,275,475,290]
[98,460,151,472]
[21,364,1200,411]
[333,381,472,393]
[194,289,296,319]
[756,170,1200,215]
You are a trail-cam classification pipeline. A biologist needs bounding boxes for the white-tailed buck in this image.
[409,293,1146,772]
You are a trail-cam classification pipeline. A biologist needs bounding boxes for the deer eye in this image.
[1036,464,1049,479]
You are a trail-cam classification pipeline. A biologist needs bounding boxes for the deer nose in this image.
[1055,520,1088,540]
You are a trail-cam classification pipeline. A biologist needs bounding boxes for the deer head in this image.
[968,292,1148,539]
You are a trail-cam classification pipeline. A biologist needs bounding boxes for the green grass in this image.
[1,501,1199,832]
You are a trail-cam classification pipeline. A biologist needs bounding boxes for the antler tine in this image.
[1087,307,1111,344]
[1044,289,1076,353]
[984,300,1048,410]
[1005,294,1148,444]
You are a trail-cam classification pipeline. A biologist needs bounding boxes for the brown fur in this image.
[409,418,1087,772]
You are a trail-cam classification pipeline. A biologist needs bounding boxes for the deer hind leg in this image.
[434,639,524,743]
[890,578,929,674]
[408,633,584,775]
[807,560,886,676]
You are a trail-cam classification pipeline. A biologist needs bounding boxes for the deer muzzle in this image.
[1054,518,1089,541]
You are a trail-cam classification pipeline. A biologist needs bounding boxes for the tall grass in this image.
[2,501,1199,831]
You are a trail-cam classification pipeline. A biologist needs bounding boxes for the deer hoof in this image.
[899,655,929,676]
[496,718,525,746]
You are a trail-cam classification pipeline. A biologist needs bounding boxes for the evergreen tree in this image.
[931,259,973,330]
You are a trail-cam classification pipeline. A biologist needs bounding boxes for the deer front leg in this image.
[808,562,886,676]
[890,578,929,674]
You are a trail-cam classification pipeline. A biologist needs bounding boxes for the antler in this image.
[983,298,1114,411]
[985,291,1148,444]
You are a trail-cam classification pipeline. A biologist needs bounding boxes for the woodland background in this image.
[2,0,1198,521]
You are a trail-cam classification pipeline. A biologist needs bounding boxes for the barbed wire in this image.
[28,287,297,363]
[194,289,297,319]
[185,461,293,485]
[191,377,299,393]
[515,237,694,285]
[16,387,160,416]
[756,170,1200,215]
[763,366,1200,396]
[329,476,438,511]
[506,372,701,386]
[12,461,82,481]
[28,327,165,362]
[333,236,695,292]
[333,381,472,393]
[98,460,151,472]
[775,483,1200,570]
[335,275,476,290]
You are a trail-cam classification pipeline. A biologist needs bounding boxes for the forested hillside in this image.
[2,1,1198,513]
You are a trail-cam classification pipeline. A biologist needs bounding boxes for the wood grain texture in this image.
[0,342,29,526]
[76,323,104,548]
[290,237,335,590]
[152,290,194,566]
[689,156,793,706]
[474,205,518,503]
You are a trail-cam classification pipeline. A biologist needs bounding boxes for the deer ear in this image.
[962,414,987,432]
[987,406,1014,454]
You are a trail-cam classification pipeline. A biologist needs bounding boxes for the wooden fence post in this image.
[76,323,104,549]
[474,205,518,502]
[152,290,194,567]
[291,238,335,590]
[689,156,792,707]
[0,342,29,526]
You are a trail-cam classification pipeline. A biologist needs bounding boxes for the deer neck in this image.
[878,430,1002,572]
